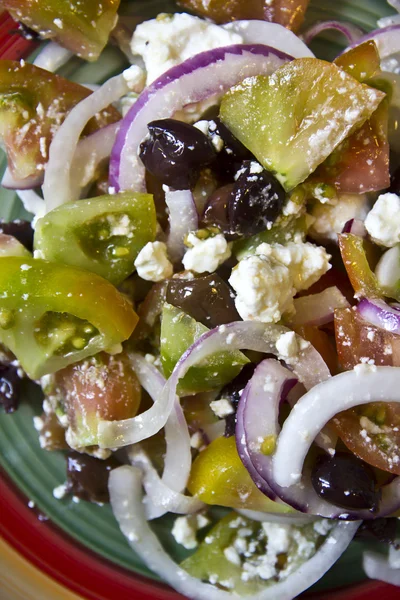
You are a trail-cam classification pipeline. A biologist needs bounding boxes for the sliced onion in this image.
[236,508,317,525]
[164,188,198,263]
[375,246,400,295]
[363,551,400,586]
[290,287,350,327]
[342,218,367,237]
[202,420,226,443]
[128,448,205,519]
[388,0,400,12]
[341,26,400,60]
[98,322,329,449]
[223,21,314,58]
[357,298,400,335]
[271,365,400,518]
[378,15,400,28]
[109,44,294,193]
[110,465,360,600]
[33,42,73,72]
[15,189,45,221]
[128,353,192,517]
[43,67,143,212]
[1,168,43,191]
[302,21,364,46]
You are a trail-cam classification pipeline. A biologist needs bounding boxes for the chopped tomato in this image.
[338,233,381,298]
[294,325,338,374]
[333,404,400,476]
[334,41,381,84]
[334,306,398,370]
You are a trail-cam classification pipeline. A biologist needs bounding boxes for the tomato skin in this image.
[0,257,138,378]
[338,234,381,299]
[1,0,120,61]
[334,41,381,83]
[0,60,119,182]
[56,352,141,447]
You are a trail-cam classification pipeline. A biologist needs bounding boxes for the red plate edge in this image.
[0,9,398,600]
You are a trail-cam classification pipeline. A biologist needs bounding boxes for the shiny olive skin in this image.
[201,184,238,239]
[229,161,286,238]
[0,363,21,413]
[65,452,120,503]
[0,220,34,251]
[311,452,381,511]
[139,119,216,189]
[166,273,239,328]
[221,363,257,437]
[389,166,400,195]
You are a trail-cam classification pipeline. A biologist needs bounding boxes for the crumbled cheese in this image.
[122,65,146,92]
[171,514,209,549]
[194,120,224,152]
[365,193,400,247]
[313,519,334,536]
[224,546,242,566]
[210,398,235,418]
[53,483,67,499]
[389,543,400,569]
[183,233,231,274]
[134,241,173,282]
[256,241,331,292]
[229,254,295,323]
[309,193,370,243]
[190,431,204,449]
[131,13,243,84]
[275,331,299,358]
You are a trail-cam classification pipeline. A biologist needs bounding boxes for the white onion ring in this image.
[109,44,294,193]
[16,189,45,222]
[1,168,43,190]
[271,366,400,517]
[164,188,198,263]
[33,42,73,72]
[128,448,205,519]
[98,321,330,449]
[290,287,350,327]
[128,353,192,518]
[363,551,400,586]
[43,66,143,212]
[222,21,314,58]
[388,0,400,12]
[301,21,364,46]
[109,465,360,600]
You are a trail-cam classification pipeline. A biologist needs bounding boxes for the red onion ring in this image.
[290,286,350,327]
[342,219,367,237]
[109,465,360,600]
[357,298,400,335]
[363,550,400,586]
[340,25,400,60]
[109,44,294,193]
[272,365,400,519]
[164,188,198,263]
[222,21,314,58]
[302,21,364,46]
[98,322,329,449]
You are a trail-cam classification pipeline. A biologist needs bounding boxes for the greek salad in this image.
[0,0,400,598]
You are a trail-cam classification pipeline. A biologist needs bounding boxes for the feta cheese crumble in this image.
[365,193,400,247]
[309,193,370,243]
[171,514,210,550]
[210,398,235,418]
[229,254,295,323]
[183,233,231,273]
[131,13,243,84]
[134,241,173,282]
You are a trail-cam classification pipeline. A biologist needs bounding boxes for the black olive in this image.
[139,119,216,189]
[166,273,239,328]
[220,363,257,437]
[201,184,238,239]
[357,518,400,547]
[212,118,253,163]
[15,22,41,40]
[0,220,34,252]
[228,161,286,238]
[389,166,400,195]
[0,364,21,413]
[311,452,381,511]
[65,452,120,504]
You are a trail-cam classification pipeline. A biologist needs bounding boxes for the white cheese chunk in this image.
[365,193,400,247]
[134,241,173,282]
